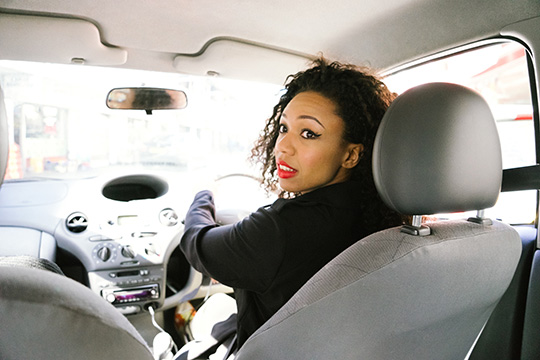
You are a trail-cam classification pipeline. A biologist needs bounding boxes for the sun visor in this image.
[173,38,313,84]
[0,13,127,65]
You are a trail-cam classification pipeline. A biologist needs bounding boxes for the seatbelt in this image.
[222,334,237,360]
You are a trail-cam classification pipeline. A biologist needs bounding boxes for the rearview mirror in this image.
[106,88,187,114]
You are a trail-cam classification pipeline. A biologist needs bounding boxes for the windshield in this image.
[0,61,282,182]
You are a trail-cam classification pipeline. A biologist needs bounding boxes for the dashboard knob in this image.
[97,246,111,261]
[105,293,116,303]
[121,245,136,258]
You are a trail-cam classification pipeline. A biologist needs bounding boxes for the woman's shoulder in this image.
[272,181,366,212]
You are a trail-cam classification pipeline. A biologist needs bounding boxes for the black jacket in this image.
[180,180,393,347]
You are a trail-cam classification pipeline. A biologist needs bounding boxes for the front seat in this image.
[0,85,154,360]
[235,83,522,360]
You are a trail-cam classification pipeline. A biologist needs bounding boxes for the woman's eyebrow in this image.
[281,113,325,128]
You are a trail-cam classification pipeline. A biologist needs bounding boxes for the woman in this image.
[180,58,403,348]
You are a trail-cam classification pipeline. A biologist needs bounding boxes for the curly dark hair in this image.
[251,57,396,199]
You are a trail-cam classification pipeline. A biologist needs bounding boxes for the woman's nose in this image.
[275,133,294,155]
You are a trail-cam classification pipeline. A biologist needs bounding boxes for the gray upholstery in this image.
[236,83,521,360]
[0,266,154,360]
[373,83,502,215]
[0,86,8,184]
[238,221,521,360]
[0,254,64,274]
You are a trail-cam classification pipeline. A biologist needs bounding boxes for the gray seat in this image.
[0,266,154,359]
[235,83,522,360]
[0,85,154,360]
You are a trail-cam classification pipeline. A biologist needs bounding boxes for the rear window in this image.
[384,41,535,225]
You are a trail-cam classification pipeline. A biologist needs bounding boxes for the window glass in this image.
[384,41,536,224]
[0,61,281,184]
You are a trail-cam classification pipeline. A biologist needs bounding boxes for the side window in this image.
[384,41,536,225]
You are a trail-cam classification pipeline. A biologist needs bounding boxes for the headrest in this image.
[372,83,502,215]
[0,86,8,185]
[0,255,64,275]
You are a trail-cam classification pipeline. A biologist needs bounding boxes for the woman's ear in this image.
[342,143,364,169]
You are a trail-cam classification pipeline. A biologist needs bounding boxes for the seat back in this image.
[235,83,522,360]
[0,266,154,360]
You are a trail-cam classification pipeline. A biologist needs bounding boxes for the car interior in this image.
[1,1,540,359]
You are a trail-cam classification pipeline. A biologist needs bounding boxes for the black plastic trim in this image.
[502,166,540,192]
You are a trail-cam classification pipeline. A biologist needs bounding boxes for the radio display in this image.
[116,289,152,301]
[117,215,138,226]
[103,284,160,304]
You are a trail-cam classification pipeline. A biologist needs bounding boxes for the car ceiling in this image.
[1,0,540,84]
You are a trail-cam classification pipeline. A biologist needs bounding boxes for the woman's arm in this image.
[180,190,285,293]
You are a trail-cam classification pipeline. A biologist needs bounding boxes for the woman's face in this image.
[274,91,361,194]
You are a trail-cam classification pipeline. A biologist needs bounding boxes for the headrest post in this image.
[411,215,422,228]
[468,210,493,225]
[401,215,431,236]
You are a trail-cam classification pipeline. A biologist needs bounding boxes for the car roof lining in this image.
[0,1,539,82]
[173,38,315,83]
[0,13,127,66]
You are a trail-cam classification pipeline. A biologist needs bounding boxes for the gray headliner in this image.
[1,0,540,82]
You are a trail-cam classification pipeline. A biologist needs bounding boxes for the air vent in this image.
[159,208,179,226]
[66,212,89,233]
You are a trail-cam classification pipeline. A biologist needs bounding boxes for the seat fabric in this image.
[0,266,154,360]
[236,220,521,360]
[0,254,64,274]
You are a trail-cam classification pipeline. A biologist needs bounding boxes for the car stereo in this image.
[88,265,164,314]
[102,283,160,305]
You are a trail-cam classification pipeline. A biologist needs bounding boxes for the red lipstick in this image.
[277,160,298,179]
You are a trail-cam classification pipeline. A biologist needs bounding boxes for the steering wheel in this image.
[213,173,275,224]
[163,173,274,309]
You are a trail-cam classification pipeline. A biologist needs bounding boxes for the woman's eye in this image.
[278,124,287,133]
[301,129,321,139]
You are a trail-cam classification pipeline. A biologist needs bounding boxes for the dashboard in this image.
[0,171,208,315]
